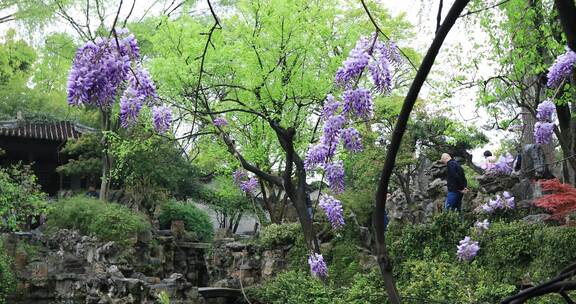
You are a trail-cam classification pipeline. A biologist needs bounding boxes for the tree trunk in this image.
[372,1,470,303]
[99,109,111,201]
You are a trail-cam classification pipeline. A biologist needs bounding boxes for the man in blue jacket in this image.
[440,153,468,211]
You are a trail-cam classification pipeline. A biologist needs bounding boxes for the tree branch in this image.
[372,1,471,303]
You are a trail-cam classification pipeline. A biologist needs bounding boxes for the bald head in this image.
[440,153,452,164]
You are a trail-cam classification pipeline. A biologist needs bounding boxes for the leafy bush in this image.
[258,223,301,249]
[0,164,47,231]
[399,255,515,303]
[47,196,149,243]
[248,270,336,304]
[387,212,470,268]
[158,201,213,241]
[0,240,14,304]
[338,271,388,304]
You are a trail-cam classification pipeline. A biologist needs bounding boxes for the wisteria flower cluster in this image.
[547,49,576,88]
[67,29,171,133]
[308,253,328,279]
[305,35,401,195]
[480,191,515,213]
[213,117,228,127]
[304,35,401,279]
[232,169,258,194]
[474,219,490,232]
[319,195,345,229]
[488,153,514,175]
[533,99,556,145]
[456,236,480,261]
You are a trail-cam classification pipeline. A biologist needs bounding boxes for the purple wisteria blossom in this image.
[456,236,480,261]
[152,105,172,134]
[536,100,556,122]
[232,170,247,185]
[384,40,402,64]
[480,192,515,213]
[490,153,514,175]
[319,195,345,229]
[308,253,328,278]
[322,114,346,145]
[547,49,576,88]
[335,37,371,88]
[213,117,228,127]
[240,178,259,193]
[534,121,555,144]
[369,47,392,93]
[474,219,490,231]
[340,127,363,152]
[119,87,144,127]
[304,143,332,170]
[503,191,515,209]
[67,30,170,133]
[322,95,341,120]
[342,88,373,120]
[325,161,345,194]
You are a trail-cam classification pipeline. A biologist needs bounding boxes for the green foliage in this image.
[192,176,253,224]
[399,256,515,303]
[158,201,213,241]
[107,130,199,209]
[156,290,171,304]
[47,196,149,243]
[258,223,301,249]
[248,270,336,304]
[57,133,102,181]
[387,212,470,266]
[338,271,388,304]
[0,240,15,304]
[0,164,47,231]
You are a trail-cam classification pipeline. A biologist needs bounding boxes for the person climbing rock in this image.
[440,153,468,212]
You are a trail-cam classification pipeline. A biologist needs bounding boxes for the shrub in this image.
[258,223,301,249]
[0,164,47,231]
[338,271,388,304]
[47,196,149,243]
[476,221,539,284]
[247,270,335,304]
[158,201,213,241]
[0,240,15,304]
[399,255,516,303]
[387,212,470,269]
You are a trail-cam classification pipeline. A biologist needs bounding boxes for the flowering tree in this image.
[66,29,171,200]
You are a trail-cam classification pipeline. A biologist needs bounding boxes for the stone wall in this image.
[3,229,210,303]
[207,238,288,289]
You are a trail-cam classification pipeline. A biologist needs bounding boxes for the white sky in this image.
[0,0,507,164]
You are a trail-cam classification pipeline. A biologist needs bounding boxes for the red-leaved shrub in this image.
[534,179,576,221]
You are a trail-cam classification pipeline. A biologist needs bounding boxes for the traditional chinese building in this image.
[0,114,96,196]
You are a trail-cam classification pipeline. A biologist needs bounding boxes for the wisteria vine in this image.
[66,29,171,133]
[303,34,402,277]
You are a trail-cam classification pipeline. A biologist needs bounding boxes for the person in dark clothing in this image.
[440,153,468,211]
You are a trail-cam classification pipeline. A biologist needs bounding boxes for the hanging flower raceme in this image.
[456,236,480,261]
[335,37,371,89]
[66,29,171,134]
[325,161,345,194]
[152,105,172,134]
[319,195,345,229]
[480,192,515,213]
[308,253,328,278]
[547,49,576,88]
[232,169,258,194]
[534,121,555,144]
[342,88,373,121]
[474,219,490,232]
[340,127,363,152]
[213,117,228,127]
[489,153,514,175]
[536,100,556,121]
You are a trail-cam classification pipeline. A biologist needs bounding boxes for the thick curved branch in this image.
[372,1,471,303]
[554,0,576,52]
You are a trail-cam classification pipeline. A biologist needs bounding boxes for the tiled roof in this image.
[0,120,97,141]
